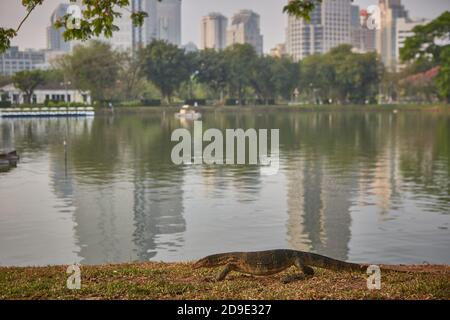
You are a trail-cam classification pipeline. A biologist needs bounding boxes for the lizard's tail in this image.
[298,251,367,272]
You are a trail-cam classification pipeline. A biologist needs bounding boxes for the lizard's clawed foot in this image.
[281,274,307,284]
[302,265,315,276]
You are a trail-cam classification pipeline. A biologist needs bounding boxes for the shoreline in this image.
[95,103,449,115]
[1,262,449,300]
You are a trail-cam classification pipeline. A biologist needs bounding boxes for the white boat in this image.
[0,106,95,118]
[175,104,201,120]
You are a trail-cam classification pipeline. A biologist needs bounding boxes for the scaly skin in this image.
[193,249,368,282]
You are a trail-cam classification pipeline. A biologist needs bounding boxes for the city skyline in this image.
[0,0,448,53]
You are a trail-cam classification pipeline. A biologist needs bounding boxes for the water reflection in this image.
[0,111,448,266]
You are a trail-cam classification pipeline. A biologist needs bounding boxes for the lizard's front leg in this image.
[216,263,236,281]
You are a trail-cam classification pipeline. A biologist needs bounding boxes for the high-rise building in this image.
[395,18,428,71]
[321,0,351,53]
[376,0,409,71]
[350,6,376,53]
[0,47,46,75]
[359,9,376,53]
[227,10,263,54]
[66,0,181,52]
[133,0,158,48]
[156,0,182,46]
[286,0,351,62]
[201,13,228,50]
[47,3,71,52]
[350,5,362,50]
[103,5,135,50]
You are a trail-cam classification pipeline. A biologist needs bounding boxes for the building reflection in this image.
[132,172,186,260]
[45,116,187,264]
[285,146,356,260]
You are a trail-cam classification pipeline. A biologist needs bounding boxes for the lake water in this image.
[0,110,449,266]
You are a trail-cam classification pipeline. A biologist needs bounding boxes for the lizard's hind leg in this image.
[294,258,315,276]
[281,258,314,284]
[216,264,236,281]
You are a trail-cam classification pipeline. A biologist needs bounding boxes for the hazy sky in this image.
[0,0,449,52]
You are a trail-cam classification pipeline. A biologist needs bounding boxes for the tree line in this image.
[5,40,384,106]
[4,11,448,106]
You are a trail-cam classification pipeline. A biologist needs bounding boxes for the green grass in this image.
[0,263,449,300]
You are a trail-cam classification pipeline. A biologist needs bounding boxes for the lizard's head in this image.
[192,253,230,269]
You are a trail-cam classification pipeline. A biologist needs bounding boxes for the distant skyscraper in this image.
[321,0,351,53]
[156,0,182,46]
[350,5,362,50]
[103,4,135,50]
[359,9,376,53]
[47,3,71,52]
[75,0,180,51]
[286,0,351,62]
[201,13,228,50]
[0,47,46,75]
[350,6,376,53]
[395,17,429,70]
[376,0,409,71]
[133,0,158,48]
[227,10,263,54]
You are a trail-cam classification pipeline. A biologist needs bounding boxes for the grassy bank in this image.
[0,263,449,300]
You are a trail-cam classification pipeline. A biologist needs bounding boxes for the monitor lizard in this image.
[193,249,372,283]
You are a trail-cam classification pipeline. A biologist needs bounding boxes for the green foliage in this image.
[283,0,319,21]
[44,101,86,108]
[400,11,450,64]
[0,28,16,53]
[0,100,12,108]
[300,45,382,104]
[249,56,277,103]
[0,0,43,52]
[196,49,230,102]
[224,44,258,104]
[271,57,300,100]
[400,11,450,103]
[57,41,121,103]
[140,41,192,103]
[0,74,12,87]
[435,47,450,102]
[12,70,46,104]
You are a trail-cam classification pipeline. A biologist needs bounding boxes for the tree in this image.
[271,57,300,101]
[400,11,450,103]
[140,40,191,103]
[0,0,323,53]
[224,44,258,104]
[12,70,45,104]
[299,45,381,104]
[435,47,450,102]
[249,56,277,104]
[196,49,230,103]
[116,51,145,101]
[0,74,12,87]
[400,11,450,65]
[57,40,121,103]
